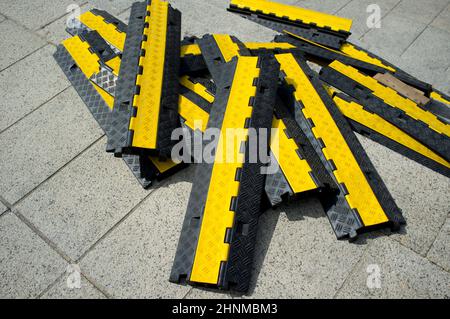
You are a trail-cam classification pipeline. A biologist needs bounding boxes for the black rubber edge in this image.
[319,66,450,162]
[169,58,240,287]
[180,86,213,115]
[91,8,128,33]
[423,99,450,125]
[227,4,350,47]
[106,1,182,158]
[231,11,344,50]
[80,30,118,62]
[153,5,182,157]
[197,34,251,83]
[264,158,294,207]
[105,1,147,155]
[53,44,153,189]
[432,89,450,102]
[274,34,388,75]
[274,96,338,194]
[346,41,432,94]
[336,93,450,177]
[280,54,405,239]
[222,54,279,293]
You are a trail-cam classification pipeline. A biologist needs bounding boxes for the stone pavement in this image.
[0,0,449,299]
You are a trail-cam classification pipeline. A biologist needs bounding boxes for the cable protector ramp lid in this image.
[197,34,251,81]
[170,55,278,292]
[276,53,405,239]
[179,77,336,207]
[320,61,450,162]
[332,93,450,178]
[106,0,181,157]
[340,42,432,94]
[55,31,181,188]
[228,0,352,50]
[68,9,127,51]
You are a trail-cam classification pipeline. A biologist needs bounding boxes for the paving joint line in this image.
[358,0,403,41]
[333,0,353,14]
[332,235,378,298]
[36,269,110,299]
[0,43,48,73]
[11,134,106,208]
[389,235,450,274]
[75,179,170,263]
[423,212,450,259]
[0,194,12,209]
[0,86,71,136]
[12,208,74,263]
[35,1,89,31]
[78,271,112,298]
[399,3,448,57]
[182,287,194,299]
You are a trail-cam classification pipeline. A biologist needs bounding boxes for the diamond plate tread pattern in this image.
[264,160,293,206]
[90,65,117,97]
[106,1,147,154]
[333,93,450,178]
[169,58,240,287]
[91,8,128,33]
[279,83,362,239]
[223,54,279,292]
[349,118,450,179]
[320,64,450,163]
[187,57,261,287]
[81,30,118,62]
[197,34,251,82]
[234,12,344,50]
[298,56,405,229]
[278,53,404,239]
[274,97,337,194]
[53,45,153,189]
[108,0,181,156]
[66,20,89,37]
[228,0,352,34]
[152,3,182,156]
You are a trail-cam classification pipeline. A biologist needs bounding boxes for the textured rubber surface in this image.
[105,2,146,154]
[71,12,207,76]
[197,34,251,81]
[229,0,352,34]
[68,9,126,53]
[423,99,450,125]
[320,62,450,162]
[180,37,207,75]
[57,31,183,188]
[334,93,450,178]
[274,33,390,75]
[343,42,432,94]
[231,11,345,50]
[431,90,450,105]
[171,55,278,292]
[90,64,117,97]
[222,55,279,292]
[53,43,153,188]
[178,76,331,207]
[268,96,338,206]
[277,53,404,239]
[264,162,293,206]
[106,0,181,157]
